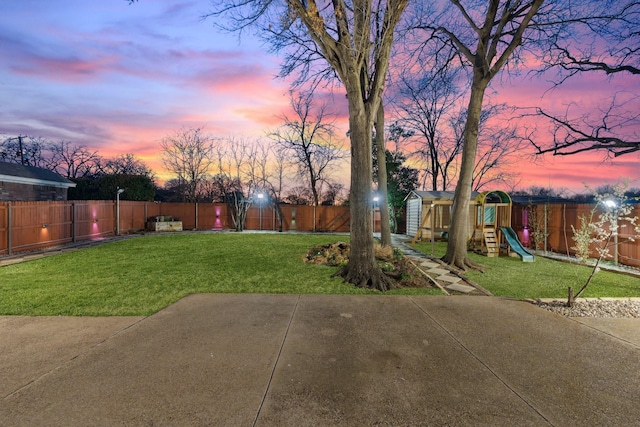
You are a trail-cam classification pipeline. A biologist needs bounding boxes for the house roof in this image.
[0,162,76,188]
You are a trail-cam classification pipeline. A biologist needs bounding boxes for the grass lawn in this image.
[0,233,442,316]
[413,241,640,300]
[3,234,637,316]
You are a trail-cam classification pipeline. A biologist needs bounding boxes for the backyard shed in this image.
[0,162,76,201]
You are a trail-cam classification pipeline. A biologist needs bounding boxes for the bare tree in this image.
[209,0,409,290]
[393,65,520,193]
[525,94,640,158]
[269,90,345,207]
[100,153,155,179]
[1,135,50,167]
[215,136,261,231]
[254,141,291,232]
[47,140,101,178]
[393,66,465,191]
[269,90,346,232]
[411,0,547,270]
[284,186,315,205]
[409,1,638,270]
[161,126,216,202]
[467,105,522,191]
[321,182,346,205]
[527,1,640,157]
[541,2,640,81]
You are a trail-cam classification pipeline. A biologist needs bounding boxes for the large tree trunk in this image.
[337,97,395,291]
[375,102,392,247]
[442,77,487,271]
[274,200,284,232]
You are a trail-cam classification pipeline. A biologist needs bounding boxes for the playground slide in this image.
[500,227,535,262]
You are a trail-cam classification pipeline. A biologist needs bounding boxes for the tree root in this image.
[335,263,398,292]
[441,254,485,273]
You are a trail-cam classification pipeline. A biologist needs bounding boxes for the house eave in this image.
[0,174,77,189]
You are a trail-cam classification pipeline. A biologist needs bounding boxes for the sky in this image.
[0,0,637,195]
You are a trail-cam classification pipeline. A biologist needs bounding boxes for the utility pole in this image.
[18,135,25,165]
[4,135,27,165]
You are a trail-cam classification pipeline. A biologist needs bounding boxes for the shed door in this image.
[405,197,422,237]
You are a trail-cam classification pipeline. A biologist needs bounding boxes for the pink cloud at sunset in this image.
[0,1,637,194]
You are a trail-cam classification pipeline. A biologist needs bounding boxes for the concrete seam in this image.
[252,294,300,427]
[569,317,640,350]
[2,315,148,400]
[408,297,555,427]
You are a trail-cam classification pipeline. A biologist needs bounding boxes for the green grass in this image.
[0,233,441,316]
[2,234,637,316]
[413,241,640,299]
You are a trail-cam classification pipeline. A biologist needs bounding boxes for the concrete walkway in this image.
[1,294,638,426]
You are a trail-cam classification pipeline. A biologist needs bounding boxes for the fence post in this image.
[7,202,12,256]
[544,203,548,253]
[72,202,77,243]
[195,202,198,230]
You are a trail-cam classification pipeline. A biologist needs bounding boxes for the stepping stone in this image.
[438,274,462,284]
[427,268,449,276]
[445,283,477,294]
[420,261,439,269]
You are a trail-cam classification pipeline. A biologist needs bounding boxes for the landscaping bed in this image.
[303,241,435,289]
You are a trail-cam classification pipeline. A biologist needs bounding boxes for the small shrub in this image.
[571,213,595,261]
[526,203,551,251]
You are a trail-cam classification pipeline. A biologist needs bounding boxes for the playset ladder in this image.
[483,229,499,257]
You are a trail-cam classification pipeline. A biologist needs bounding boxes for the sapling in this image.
[571,180,640,303]
[526,203,551,252]
[571,211,595,262]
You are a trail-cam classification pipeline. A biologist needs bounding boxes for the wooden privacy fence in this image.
[0,201,351,256]
[2,200,638,267]
[512,203,640,268]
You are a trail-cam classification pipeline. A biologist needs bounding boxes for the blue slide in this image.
[500,227,535,262]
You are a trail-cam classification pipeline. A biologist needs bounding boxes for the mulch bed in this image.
[303,242,435,289]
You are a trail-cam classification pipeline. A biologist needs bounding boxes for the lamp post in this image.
[372,195,380,233]
[116,188,125,236]
[257,193,264,230]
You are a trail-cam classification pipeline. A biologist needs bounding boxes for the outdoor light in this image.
[42,223,48,228]
[603,199,617,209]
[94,218,99,223]
[372,195,380,232]
[116,188,125,236]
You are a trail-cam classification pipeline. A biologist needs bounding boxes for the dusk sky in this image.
[1,1,637,194]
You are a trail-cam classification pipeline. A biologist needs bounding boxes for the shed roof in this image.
[0,162,76,188]
[405,190,480,202]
